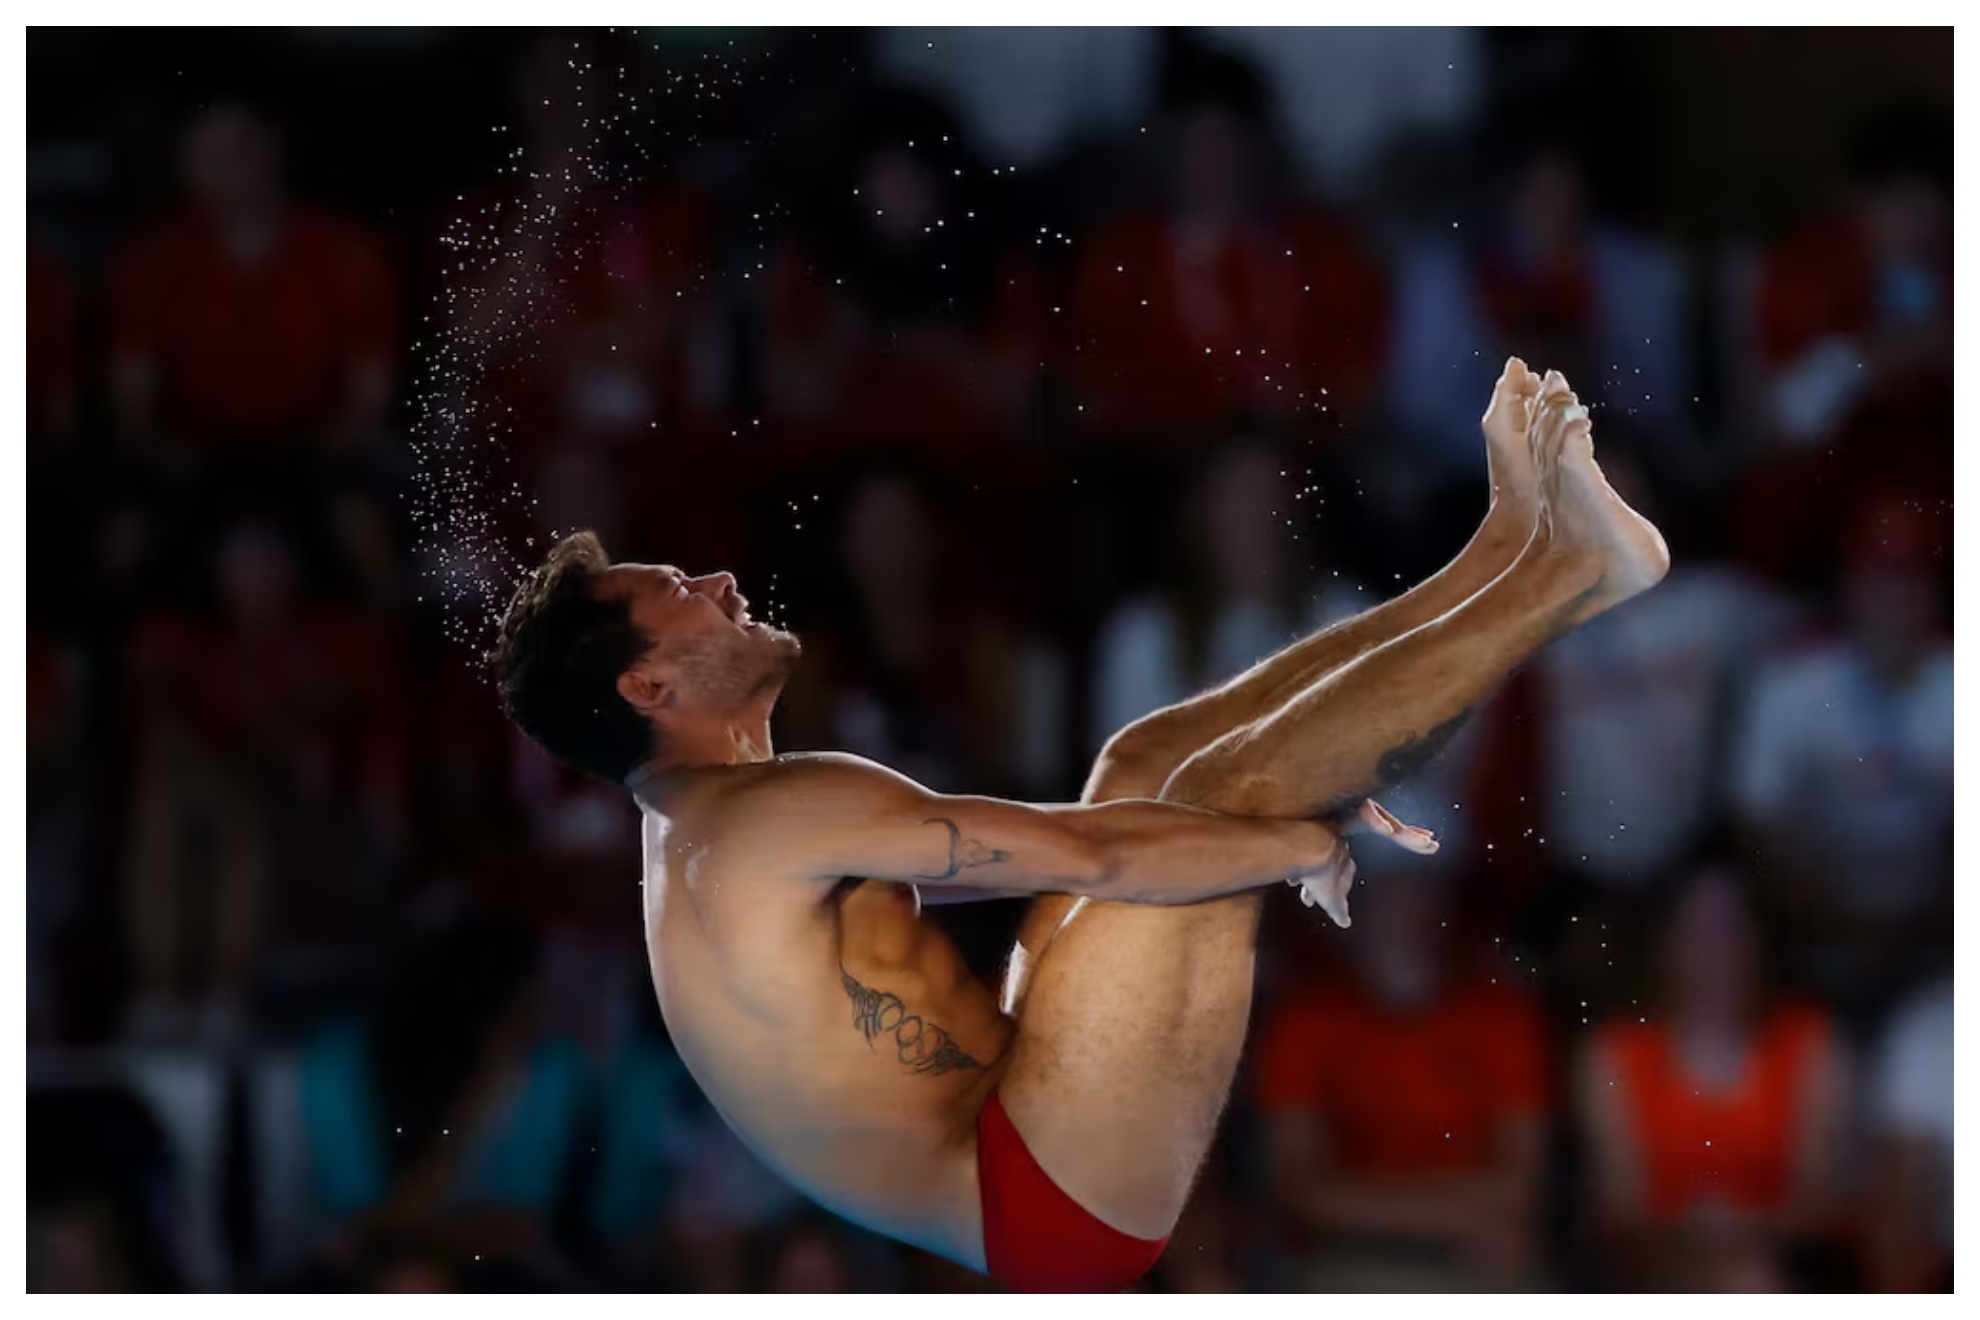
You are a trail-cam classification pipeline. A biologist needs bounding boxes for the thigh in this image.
[996,890,1262,1241]
[1001,704,1218,1016]
[998,895,1084,1016]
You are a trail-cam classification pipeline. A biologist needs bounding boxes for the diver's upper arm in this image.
[739,753,1104,892]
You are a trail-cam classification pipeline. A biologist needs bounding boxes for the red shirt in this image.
[431,181,717,487]
[27,245,77,440]
[1252,977,1549,1180]
[110,205,396,443]
[763,240,1049,468]
[1755,213,1952,370]
[127,607,405,808]
[1473,246,1595,348]
[1067,209,1387,443]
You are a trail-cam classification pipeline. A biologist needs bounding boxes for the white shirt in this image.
[1196,27,1482,194]
[1872,978,1953,1245]
[1731,639,1954,919]
[873,28,1154,168]
[1540,568,1792,886]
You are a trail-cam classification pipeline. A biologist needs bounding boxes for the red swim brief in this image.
[976,1090,1170,1292]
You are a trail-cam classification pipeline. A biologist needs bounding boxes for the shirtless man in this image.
[490,362,1667,1291]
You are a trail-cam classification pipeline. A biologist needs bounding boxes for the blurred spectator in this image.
[1576,858,1852,1291]
[1388,141,1686,481]
[551,182,717,445]
[874,27,1156,168]
[27,1197,143,1293]
[1729,495,1951,1026]
[108,103,397,457]
[752,1217,860,1292]
[286,914,585,1285]
[1200,28,1485,195]
[1861,972,1952,1292]
[1753,106,1951,451]
[778,464,981,791]
[429,32,611,534]
[1150,1177,1254,1292]
[412,649,530,911]
[121,517,407,1045]
[1069,74,1388,444]
[27,241,80,445]
[448,33,724,461]
[588,994,808,1289]
[27,242,89,623]
[27,1084,192,1291]
[27,629,93,1044]
[1252,872,1550,1290]
[352,1236,461,1293]
[1732,107,1951,590]
[1088,441,1365,753]
[760,86,1047,465]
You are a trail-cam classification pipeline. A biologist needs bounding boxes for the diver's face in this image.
[601,564,801,716]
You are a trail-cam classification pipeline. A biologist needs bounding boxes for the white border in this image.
[13,18,1967,1307]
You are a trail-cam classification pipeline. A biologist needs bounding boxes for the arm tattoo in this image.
[914,817,1013,882]
[839,967,985,1078]
[1375,709,1474,789]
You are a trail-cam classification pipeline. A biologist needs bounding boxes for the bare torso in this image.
[635,769,1015,1267]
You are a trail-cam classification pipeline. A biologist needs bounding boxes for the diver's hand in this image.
[1350,798,1441,856]
[1292,800,1439,927]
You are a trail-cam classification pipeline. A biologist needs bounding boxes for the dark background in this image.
[25,26,1952,1293]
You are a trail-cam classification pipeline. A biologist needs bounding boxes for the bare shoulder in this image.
[674,752,914,882]
[735,751,921,812]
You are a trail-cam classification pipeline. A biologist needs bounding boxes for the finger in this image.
[1358,798,1401,836]
[1327,861,1356,928]
[1359,799,1441,855]
[1390,827,1441,856]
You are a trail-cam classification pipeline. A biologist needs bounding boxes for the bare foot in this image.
[1530,373,1671,619]
[1480,357,1542,526]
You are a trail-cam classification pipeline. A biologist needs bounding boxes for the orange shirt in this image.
[1596,1004,1830,1224]
[1252,978,1548,1180]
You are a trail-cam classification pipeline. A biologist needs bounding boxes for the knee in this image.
[1161,738,1277,814]
[1085,714,1196,803]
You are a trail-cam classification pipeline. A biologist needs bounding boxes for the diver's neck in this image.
[627,704,777,796]
[721,709,777,765]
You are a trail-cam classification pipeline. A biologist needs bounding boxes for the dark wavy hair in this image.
[489,531,657,783]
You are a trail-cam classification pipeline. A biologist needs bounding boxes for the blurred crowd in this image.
[25,28,1951,1293]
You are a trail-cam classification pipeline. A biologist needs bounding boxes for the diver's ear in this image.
[616,669,671,714]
